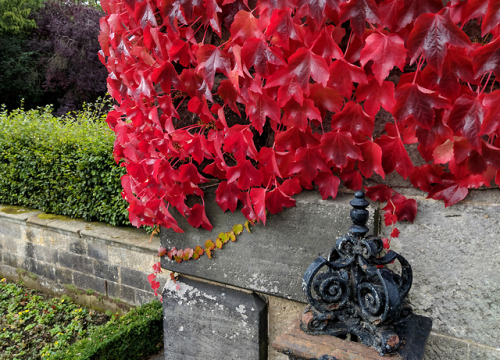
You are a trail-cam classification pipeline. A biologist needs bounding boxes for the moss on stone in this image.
[0,206,33,214]
[37,213,72,221]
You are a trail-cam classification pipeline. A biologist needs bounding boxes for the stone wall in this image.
[160,189,500,360]
[0,205,169,305]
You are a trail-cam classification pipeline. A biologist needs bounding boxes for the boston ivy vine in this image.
[99,0,499,235]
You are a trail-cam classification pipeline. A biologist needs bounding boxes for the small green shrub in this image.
[0,99,129,225]
[49,301,163,360]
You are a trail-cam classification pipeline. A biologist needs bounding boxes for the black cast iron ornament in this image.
[301,191,413,356]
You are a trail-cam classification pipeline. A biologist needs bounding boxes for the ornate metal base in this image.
[300,191,414,356]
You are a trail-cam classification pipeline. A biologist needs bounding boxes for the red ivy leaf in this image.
[216,181,240,212]
[230,10,263,43]
[409,164,444,192]
[282,99,322,131]
[383,194,418,222]
[390,228,400,238]
[356,78,396,116]
[290,147,329,183]
[448,94,484,150]
[266,47,330,92]
[482,0,500,36]
[358,140,385,178]
[407,8,470,74]
[328,59,368,98]
[331,102,374,142]
[472,37,500,79]
[247,91,281,134]
[308,84,343,117]
[227,160,263,190]
[321,131,363,168]
[223,125,259,160]
[241,38,286,77]
[365,184,393,202]
[427,177,469,207]
[376,135,413,179]
[480,90,500,135]
[187,203,213,230]
[339,0,381,38]
[266,186,296,213]
[157,247,167,257]
[394,83,451,130]
[360,32,407,86]
[196,44,232,88]
[266,8,304,50]
[314,172,340,199]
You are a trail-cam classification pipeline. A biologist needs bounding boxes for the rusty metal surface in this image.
[273,318,403,360]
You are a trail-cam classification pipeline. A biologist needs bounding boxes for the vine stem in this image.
[344,30,354,57]
[412,55,425,84]
[479,71,493,96]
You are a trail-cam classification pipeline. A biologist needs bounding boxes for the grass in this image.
[0,278,111,359]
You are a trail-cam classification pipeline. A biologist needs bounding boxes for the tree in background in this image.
[0,0,41,35]
[0,0,107,113]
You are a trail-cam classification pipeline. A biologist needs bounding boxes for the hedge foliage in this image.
[49,301,163,360]
[0,100,129,225]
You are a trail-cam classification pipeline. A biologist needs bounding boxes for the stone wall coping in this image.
[0,204,158,253]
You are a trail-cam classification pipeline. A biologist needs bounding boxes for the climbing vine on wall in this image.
[99,0,500,236]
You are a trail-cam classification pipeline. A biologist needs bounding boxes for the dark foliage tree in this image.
[28,0,108,113]
[0,35,46,109]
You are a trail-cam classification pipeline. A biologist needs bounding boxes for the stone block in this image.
[424,333,469,360]
[386,194,500,347]
[57,251,94,274]
[0,219,21,243]
[161,191,372,302]
[3,251,18,268]
[93,259,118,282]
[32,243,59,264]
[162,276,267,360]
[469,344,500,360]
[135,288,158,305]
[268,296,306,360]
[68,240,87,255]
[88,241,109,261]
[108,246,156,272]
[73,271,106,294]
[55,267,73,284]
[121,267,151,292]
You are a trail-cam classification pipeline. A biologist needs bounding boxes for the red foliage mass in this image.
[99,0,500,231]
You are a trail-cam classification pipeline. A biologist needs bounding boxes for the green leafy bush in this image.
[49,301,163,360]
[0,99,129,225]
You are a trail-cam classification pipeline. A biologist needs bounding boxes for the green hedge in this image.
[49,301,163,360]
[0,101,129,225]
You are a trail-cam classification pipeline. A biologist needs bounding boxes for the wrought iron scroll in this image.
[301,191,413,355]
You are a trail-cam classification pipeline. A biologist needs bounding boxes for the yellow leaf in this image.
[194,246,204,255]
[205,240,215,250]
[216,238,223,249]
[233,224,243,235]
[244,220,251,233]
[229,231,236,242]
